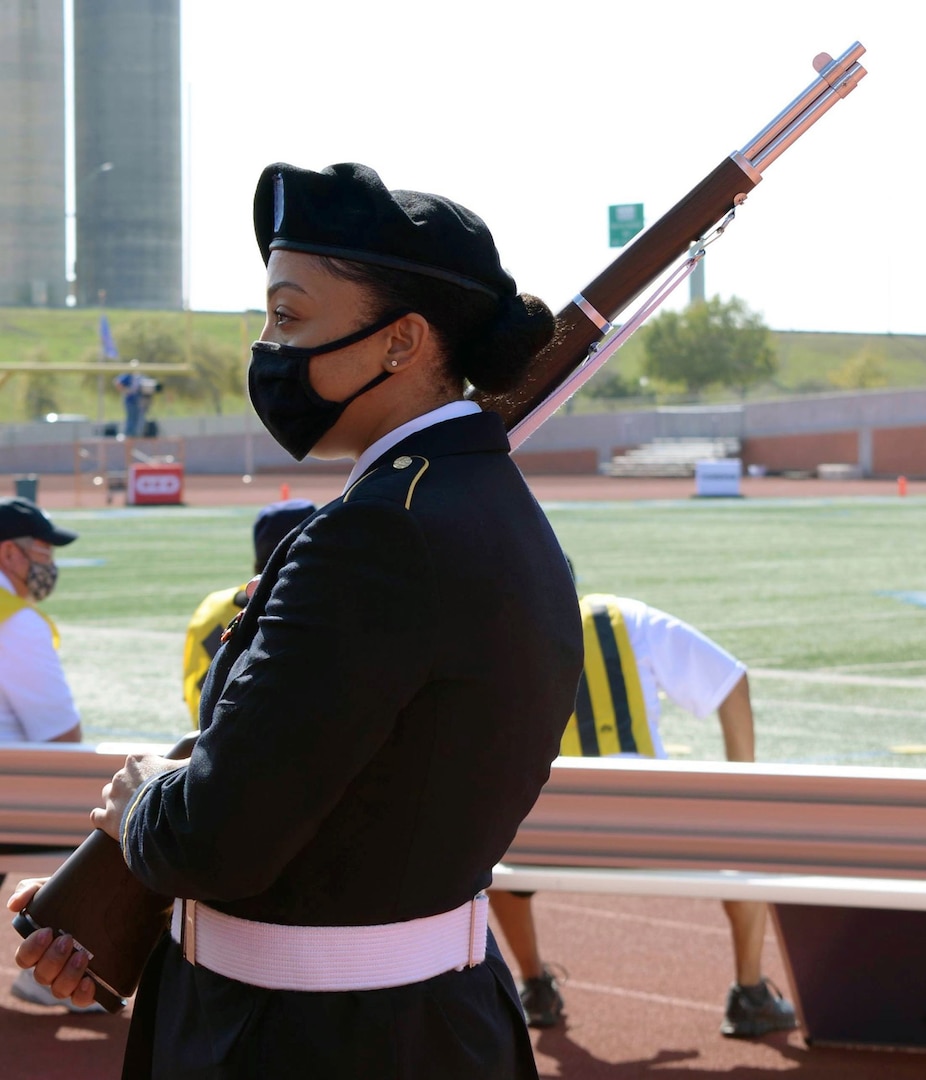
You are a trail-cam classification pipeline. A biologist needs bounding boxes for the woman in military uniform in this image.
[12,162,583,1080]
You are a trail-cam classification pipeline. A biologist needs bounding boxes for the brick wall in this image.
[742,432,859,473]
[873,426,926,478]
[510,448,600,475]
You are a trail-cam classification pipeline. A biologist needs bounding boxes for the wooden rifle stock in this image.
[12,732,199,1012]
[473,43,867,438]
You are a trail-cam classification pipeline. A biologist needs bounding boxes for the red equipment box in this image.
[127,463,184,506]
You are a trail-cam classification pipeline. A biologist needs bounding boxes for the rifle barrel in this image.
[740,42,866,164]
[749,62,867,173]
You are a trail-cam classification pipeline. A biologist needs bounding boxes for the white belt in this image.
[170,894,489,992]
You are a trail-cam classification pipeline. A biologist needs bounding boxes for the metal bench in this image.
[496,757,926,1052]
[0,740,178,875]
[3,746,925,1049]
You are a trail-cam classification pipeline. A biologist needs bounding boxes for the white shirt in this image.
[0,569,81,742]
[343,400,482,492]
[614,596,746,759]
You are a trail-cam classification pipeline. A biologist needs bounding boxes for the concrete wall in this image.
[512,389,926,478]
[73,0,182,309]
[2,387,925,478]
[0,414,350,478]
[0,0,66,307]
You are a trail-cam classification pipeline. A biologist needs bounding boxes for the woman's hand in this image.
[7,878,97,1008]
[7,876,45,915]
[90,754,188,840]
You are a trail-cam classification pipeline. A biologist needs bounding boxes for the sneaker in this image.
[11,968,106,1014]
[721,976,797,1038]
[520,968,564,1028]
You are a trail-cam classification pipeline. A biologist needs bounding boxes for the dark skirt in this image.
[122,929,537,1080]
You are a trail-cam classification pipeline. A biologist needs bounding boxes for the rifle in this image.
[472,42,867,447]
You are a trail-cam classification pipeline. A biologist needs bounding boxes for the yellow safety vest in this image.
[0,590,60,649]
[181,585,248,724]
[560,594,655,758]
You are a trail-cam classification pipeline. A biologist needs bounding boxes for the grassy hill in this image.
[768,331,926,393]
[573,327,926,409]
[1,306,924,424]
[0,307,265,424]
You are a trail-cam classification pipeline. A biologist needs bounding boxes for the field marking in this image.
[530,901,726,1013]
[751,698,926,719]
[540,900,727,938]
[52,507,254,522]
[751,668,926,689]
[813,659,926,674]
[543,496,926,513]
[878,590,926,608]
[566,979,718,1014]
[700,608,922,632]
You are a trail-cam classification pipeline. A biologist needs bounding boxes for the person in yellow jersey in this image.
[490,580,798,1040]
[182,499,316,723]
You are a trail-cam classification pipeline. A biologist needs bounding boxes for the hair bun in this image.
[464,293,557,394]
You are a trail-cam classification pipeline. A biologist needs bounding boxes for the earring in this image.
[390,360,398,367]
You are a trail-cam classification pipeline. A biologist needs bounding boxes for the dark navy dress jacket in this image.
[120,410,583,1080]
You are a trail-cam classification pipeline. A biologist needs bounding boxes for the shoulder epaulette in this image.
[343,454,430,510]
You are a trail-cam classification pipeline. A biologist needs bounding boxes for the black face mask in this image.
[248,308,410,461]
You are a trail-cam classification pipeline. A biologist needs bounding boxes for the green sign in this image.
[609,203,644,247]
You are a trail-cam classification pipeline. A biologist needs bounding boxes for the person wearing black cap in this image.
[182,498,316,723]
[0,498,97,1010]
[12,163,583,1079]
[0,497,81,745]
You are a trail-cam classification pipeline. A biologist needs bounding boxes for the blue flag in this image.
[99,315,119,359]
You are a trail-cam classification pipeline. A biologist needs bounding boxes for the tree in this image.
[641,296,776,398]
[829,348,889,390]
[579,363,650,401]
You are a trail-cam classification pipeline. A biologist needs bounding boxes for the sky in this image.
[179,1,923,336]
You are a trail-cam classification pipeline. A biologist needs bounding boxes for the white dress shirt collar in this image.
[343,400,481,493]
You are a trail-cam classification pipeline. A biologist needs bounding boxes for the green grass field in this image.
[42,495,926,770]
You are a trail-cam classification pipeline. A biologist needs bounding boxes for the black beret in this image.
[254,162,516,301]
[0,497,77,546]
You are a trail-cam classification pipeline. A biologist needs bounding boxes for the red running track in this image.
[2,469,921,511]
[3,878,925,1079]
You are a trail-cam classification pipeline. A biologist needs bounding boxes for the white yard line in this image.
[751,668,926,689]
[540,900,728,938]
[566,979,718,1013]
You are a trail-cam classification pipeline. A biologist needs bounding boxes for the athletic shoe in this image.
[721,976,797,1038]
[520,968,565,1028]
[11,968,106,1014]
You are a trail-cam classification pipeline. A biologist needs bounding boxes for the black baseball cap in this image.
[0,497,78,546]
